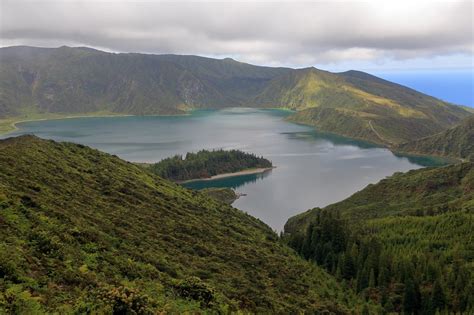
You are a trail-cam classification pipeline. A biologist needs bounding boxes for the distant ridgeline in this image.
[148,149,272,181]
[284,162,474,314]
[1,46,472,152]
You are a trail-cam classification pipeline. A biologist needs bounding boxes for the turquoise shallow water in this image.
[3,108,444,231]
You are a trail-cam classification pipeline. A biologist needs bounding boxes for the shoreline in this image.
[0,113,132,135]
[0,108,292,136]
[0,111,193,136]
[1,111,465,165]
[178,166,276,184]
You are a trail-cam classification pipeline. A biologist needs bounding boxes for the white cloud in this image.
[1,0,472,69]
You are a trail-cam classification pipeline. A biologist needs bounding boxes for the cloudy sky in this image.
[1,0,473,71]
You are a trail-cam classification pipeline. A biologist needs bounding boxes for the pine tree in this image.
[431,280,446,312]
[361,304,370,315]
[368,268,376,288]
[403,278,417,314]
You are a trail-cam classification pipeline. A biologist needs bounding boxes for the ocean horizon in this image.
[374,69,474,108]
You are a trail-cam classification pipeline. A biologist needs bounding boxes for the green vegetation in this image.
[1,46,471,150]
[200,187,239,204]
[284,163,474,314]
[0,46,287,119]
[281,70,470,146]
[396,115,474,161]
[149,149,272,181]
[0,135,365,313]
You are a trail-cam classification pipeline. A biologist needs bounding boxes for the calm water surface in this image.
[4,108,443,231]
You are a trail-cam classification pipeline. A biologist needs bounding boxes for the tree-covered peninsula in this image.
[148,149,273,181]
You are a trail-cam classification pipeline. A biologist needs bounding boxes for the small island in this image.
[148,149,274,182]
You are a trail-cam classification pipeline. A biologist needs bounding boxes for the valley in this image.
[1,109,446,231]
[1,46,471,149]
[0,45,473,314]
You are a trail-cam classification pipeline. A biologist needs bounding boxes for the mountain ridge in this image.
[1,45,471,147]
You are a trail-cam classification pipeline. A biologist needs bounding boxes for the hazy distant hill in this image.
[0,135,361,313]
[396,115,474,161]
[0,46,471,146]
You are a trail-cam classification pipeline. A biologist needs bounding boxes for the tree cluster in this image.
[286,210,474,314]
[149,149,272,181]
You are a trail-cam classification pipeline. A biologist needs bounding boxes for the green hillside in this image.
[0,46,287,118]
[1,46,471,148]
[0,135,363,313]
[276,69,470,145]
[284,163,474,313]
[395,115,474,161]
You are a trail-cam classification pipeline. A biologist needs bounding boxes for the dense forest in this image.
[149,149,272,181]
[286,210,473,314]
[284,163,474,314]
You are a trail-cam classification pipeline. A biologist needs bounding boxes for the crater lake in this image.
[2,108,444,231]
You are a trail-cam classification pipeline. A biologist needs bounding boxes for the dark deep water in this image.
[4,108,445,231]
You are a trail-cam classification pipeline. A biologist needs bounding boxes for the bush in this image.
[99,286,152,315]
[173,276,215,307]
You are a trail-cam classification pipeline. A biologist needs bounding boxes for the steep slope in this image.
[0,46,288,117]
[284,163,474,313]
[273,69,470,145]
[0,135,359,313]
[286,163,473,232]
[395,115,474,161]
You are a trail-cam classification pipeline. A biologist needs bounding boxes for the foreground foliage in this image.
[0,135,362,313]
[284,163,474,314]
[148,149,272,181]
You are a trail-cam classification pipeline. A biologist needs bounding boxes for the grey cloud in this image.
[1,0,472,67]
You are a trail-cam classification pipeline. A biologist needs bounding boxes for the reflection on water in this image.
[183,169,273,190]
[3,108,445,231]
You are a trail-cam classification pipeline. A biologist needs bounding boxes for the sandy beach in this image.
[178,166,275,184]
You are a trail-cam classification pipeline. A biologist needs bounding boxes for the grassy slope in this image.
[286,162,474,234]
[285,163,474,277]
[0,46,287,118]
[283,163,474,313]
[276,69,471,145]
[395,115,474,161]
[0,135,361,313]
[200,187,239,204]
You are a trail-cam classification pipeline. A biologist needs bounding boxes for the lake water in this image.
[3,108,444,231]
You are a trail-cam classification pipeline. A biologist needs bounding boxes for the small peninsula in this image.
[148,149,273,182]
